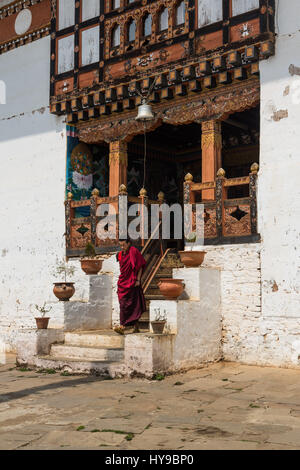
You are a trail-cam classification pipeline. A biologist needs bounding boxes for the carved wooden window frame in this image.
[175,0,185,26]
[125,17,136,44]
[141,12,153,39]
[158,6,169,33]
[111,23,121,48]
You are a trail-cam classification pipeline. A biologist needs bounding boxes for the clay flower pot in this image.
[53,282,75,302]
[179,251,207,268]
[158,279,185,300]
[80,259,103,275]
[151,321,166,335]
[35,317,50,329]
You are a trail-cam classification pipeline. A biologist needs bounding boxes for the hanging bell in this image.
[135,102,154,121]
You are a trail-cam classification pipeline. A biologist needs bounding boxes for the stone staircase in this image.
[138,252,184,330]
[35,330,126,376]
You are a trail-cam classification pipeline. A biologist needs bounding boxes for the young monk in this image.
[114,239,146,335]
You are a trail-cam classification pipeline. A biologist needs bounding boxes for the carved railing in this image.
[183,163,260,245]
[65,186,163,257]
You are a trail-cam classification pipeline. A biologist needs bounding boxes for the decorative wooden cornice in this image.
[0,0,50,55]
[0,0,45,19]
[0,24,50,53]
[77,77,260,144]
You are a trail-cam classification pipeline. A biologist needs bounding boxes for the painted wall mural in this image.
[66,126,109,217]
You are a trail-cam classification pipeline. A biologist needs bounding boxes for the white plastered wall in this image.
[257,0,300,366]
[0,37,66,350]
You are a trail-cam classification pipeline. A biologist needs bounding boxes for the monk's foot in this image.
[114,326,125,335]
[123,326,134,335]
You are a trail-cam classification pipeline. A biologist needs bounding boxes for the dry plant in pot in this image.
[34,302,52,329]
[53,260,75,301]
[179,232,207,267]
[80,242,103,275]
[151,312,167,335]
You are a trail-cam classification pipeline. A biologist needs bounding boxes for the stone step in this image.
[50,344,124,362]
[155,269,173,277]
[160,255,183,269]
[139,311,149,321]
[35,355,125,377]
[145,294,166,301]
[64,330,124,349]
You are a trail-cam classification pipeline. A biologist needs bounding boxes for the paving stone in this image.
[24,429,126,450]
[1,357,300,449]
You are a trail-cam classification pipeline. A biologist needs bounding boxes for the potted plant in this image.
[151,312,167,335]
[80,242,103,275]
[53,260,75,301]
[179,232,207,268]
[34,302,52,329]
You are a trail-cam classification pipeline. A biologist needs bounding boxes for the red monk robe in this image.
[117,246,146,327]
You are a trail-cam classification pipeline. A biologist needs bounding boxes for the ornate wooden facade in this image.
[51,0,273,254]
[49,0,275,130]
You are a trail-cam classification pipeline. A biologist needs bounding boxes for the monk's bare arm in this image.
[135,268,143,287]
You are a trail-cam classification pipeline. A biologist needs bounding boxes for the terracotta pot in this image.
[151,321,166,335]
[80,259,103,275]
[158,279,184,300]
[179,251,207,268]
[53,282,75,301]
[35,317,50,329]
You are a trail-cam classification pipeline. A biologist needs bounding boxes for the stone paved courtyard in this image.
[1,354,300,450]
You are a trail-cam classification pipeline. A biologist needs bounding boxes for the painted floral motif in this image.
[72,171,93,190]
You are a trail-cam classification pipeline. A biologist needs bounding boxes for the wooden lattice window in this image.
[143,13,152,37]
[197,0,223,28]
[111,24,120,47]
[127,19,136,42]
[81,0,100,22]
[232,0,260,16]
[159,7,169,32]
[175,1,185,26]
[112,0,120,11]
[58,0,75,30]
[81,26,100,66]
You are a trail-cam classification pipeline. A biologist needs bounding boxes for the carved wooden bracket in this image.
[78,78,260,144]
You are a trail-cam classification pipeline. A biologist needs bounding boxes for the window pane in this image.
[198,0,222,28]
[58,35,74,73]
[81,26,100,66]
[128,21,136,41]
[82,0,100,22]
[113,0,120,9]
[176,1,185,25]
[144,14,152,36]
[232,0,259,16]
[112,25,120,46]
[58,0,75,30]
[159,8,168,31]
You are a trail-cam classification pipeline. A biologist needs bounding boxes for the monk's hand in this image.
[135,280,141,287]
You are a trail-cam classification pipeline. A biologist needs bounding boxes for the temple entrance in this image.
[65,100,260,257]
[127,104,260,203]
